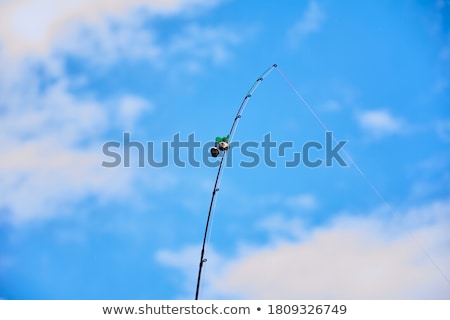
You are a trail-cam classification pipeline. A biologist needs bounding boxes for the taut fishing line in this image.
[195,64,450,300]
[275,67,450,286]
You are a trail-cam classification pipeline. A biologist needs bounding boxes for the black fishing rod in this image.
[195,64,277,300]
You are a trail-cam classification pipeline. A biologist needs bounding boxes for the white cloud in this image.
[287,0,326,48]
[0,0,242,75]
[0,0,221,58]
[357,109,405,138]
[0,0,244,80]
[157,200,450,299]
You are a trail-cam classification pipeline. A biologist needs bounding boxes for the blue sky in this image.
[0,0,449,299]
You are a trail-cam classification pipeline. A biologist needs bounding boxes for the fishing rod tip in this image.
[273,63,278,68]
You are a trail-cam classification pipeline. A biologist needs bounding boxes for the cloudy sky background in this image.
[0,0,449,299]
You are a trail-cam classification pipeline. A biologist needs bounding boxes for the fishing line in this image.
[276,66,450,285]
[276,67,392,207]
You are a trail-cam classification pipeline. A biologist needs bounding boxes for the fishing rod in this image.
[195,64,278,300]
[195,64,450,300]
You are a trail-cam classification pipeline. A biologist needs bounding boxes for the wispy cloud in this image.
[285,193,317,210]
[0,0,242,74]
[117,95,154,129]
[0,0,222,58]
[286,0,326,48]
[356,109,406,138]
[165,24,242,71]
[256,214,307,241]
